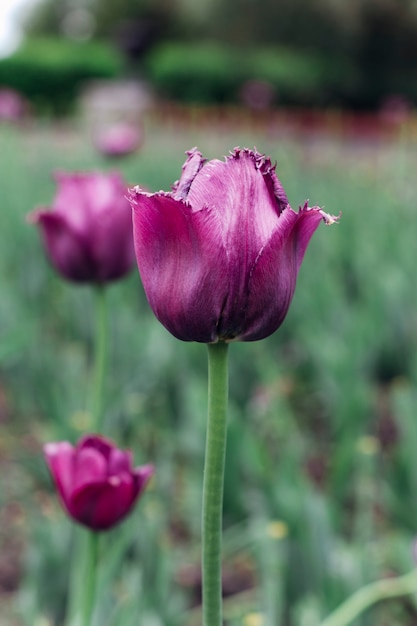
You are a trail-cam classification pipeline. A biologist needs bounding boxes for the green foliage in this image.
[21,0,417,109]
[352,0,417,108]
[3,119,417,624]
[0,38,123,115]
[24,0,177,40]
[144,42,355,107]
[247,48,355,106]
[144,42,243,104]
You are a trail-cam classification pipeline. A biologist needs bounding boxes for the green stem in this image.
[81,531,99,626]
[320,568,417,626]
[66,529,99,626]
[202,342,229,626]
[90,286,108,432]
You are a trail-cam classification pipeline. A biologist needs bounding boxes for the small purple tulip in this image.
[44,435,154,531]
[129,147,338,343]
[0,88,27,122]
[94,122,144,158]
[29,171,135,284]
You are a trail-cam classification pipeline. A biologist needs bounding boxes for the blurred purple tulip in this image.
[29,171,135,284]
[0,88,27,122]
[44,435,154,531]
[129,147,337,343]
[94,122,144,158]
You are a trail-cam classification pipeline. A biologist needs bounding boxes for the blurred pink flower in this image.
[44,434,154,531]
[240,79,275,110]
[379,94,412,126]
[94,122,143,158]
[29,171,135,284]
[129,147,338,343]
[0,88,27,122]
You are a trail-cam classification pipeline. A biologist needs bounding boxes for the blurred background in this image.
[3,0,417,114]
[2,1,417,625]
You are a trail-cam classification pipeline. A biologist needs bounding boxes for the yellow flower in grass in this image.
[243,612,264,626]
[266,519,289,540]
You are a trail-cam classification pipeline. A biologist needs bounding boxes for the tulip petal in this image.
[89,204,135,282]
[133,463,154,492]
[294,204,335,270]
[52,173,91,232]
[130,191,229,342]
[77,434,114,460]
[172,148,206,201]
[252,150,290,213]
[239,206,324,341]
[81,435,134,475]
[108,447,132,474]
[71,473,136,530]
[54,172,124,221]
[73,447,107,492]
[84,172,127,216]
[32,211,95,282]
[187,149,281,244]
[44,442,75,510]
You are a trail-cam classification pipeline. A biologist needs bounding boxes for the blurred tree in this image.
[24,0,180,59]
[24,0,354,51]
[353,0,417,107]
[206,0,353,53]
[23,0,65,35]
[21,0,417,109]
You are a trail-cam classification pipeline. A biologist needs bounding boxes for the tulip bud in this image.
[29,171,135,284]
[44,435,154,531]
[94,122,144,158]
[129,147,338,343]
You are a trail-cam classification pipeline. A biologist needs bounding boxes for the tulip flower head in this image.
[0,88,27,122]
[94,122,144,158]
[129,148,338,343]
[29,171,135,284]
[44,435,154,531]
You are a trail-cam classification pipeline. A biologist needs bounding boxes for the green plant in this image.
[0,38,123,115]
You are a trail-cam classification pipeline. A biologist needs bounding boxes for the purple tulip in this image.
[44,435,154,531]
[29,171,135,284]
[129,147,338,343]
[0,88,27,122]
[94,122,144,158]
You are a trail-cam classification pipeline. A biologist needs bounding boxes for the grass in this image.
[1,111,417,626]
